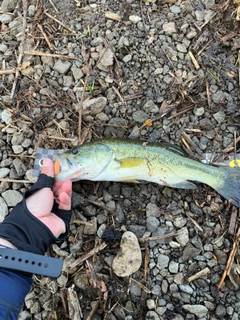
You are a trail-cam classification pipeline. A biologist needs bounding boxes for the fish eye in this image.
[72,147,79,155]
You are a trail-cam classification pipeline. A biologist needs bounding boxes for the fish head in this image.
[54,141,113,182]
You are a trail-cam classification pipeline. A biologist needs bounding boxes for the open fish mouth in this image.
[54,155,76,174]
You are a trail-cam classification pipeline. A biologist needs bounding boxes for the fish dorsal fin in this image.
[159,142,188,157]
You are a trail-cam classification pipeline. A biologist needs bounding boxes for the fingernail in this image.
[43,158,52,166]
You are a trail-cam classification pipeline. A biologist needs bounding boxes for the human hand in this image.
[26,158,72,238]
[0,158,72,254]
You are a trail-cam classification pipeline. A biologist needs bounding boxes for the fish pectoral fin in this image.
[169,180,197,189]
[118,157,145,169]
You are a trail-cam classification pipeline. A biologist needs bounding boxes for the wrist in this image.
[0,238,18,249]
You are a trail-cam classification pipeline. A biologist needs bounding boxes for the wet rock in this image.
[182,304,208,318]
[112,231,142,277]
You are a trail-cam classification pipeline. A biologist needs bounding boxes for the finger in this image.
[58,191,71,210]
[41,158,54,177]
[53,180,72,198]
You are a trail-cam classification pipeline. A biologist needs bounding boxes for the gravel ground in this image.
[1,0,240,319]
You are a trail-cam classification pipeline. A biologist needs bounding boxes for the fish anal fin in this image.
[169,180,197,189]
[118,157,145,169]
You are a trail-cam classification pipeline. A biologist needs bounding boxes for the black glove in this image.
[0,174,72,255]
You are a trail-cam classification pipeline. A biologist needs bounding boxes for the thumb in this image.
[41,158,54,177]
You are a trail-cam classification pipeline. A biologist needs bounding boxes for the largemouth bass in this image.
[54,138,240,208]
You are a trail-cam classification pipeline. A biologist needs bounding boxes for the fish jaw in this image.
[54,154,86,181]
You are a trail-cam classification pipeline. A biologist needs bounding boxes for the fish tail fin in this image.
[212,167,240,208]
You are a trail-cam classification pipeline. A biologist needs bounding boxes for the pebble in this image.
[146,203,161,217]
[13,158,26,177]
[0,44,8,53]
[77,96,107,115]
[146,311,160,320]
[1,109,12,124]
[0,197,8,222]
[132,110,149,123]
[143,100,159,114]
[157,254,169,270]
[176,227,189,246]
[129,15,142,24]
[182,304,208,318]
[213,111,226,123]
[99,48,114,67]
[0,168,10,178]
[2,0,18,12]
[146,216,160,232]
[162,22,177,33]
[147,299,156,310]
[112,231,142,277]
[0,14,13,24]
[2,190,22,207]
[28,5,35,17]
[168,260,179,274]
[12,145,24,154]
[53,59,72,74]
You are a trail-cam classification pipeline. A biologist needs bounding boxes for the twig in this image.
[70,242,107,269]
[168,105,194,120]
[47,0,59,13]
[77,57,92,144]
[130,278,151,294]
[138,231,179,243]
[37,23,54,51]
[47,135,76,141]
[10,0,28,100]
[0,178,31,183]
[218,227,240,290]
[84,198,116,215]
[228,206,238,236]
[188,51,200,70]
[181,132,203,156]
[44,11,76,33]
[187,267,210,283]
[24,51,76,60]
[86,301,100,320]
[143,245,149,285]
[206,79,211,108]
[199,12,218,30]
[0,69,16,75]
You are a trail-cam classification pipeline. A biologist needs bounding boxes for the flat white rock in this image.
[112,231,142,277]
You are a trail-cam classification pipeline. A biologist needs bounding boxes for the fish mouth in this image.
[54,155,75,174]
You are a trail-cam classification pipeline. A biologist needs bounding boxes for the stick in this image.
[44,11,76,34]
[188,51,200,70]
[23,50,76,60]
[181,132,203,156]
[138,231,179,243]
[37,23,54,51]
[228,206,238,236]
[10,0,28,100]
[0,178,32,183]
[70,242,107,269]
[218,227,240,290]
[187,267,210,283]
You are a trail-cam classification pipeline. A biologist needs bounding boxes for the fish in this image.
[54,138,240,208]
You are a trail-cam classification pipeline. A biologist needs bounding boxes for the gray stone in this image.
[129,280,142,296]
[13,158,26,177]
[122,54,132,63]
[176,43,187,53]
[0,197,8,222]
[2,0,18,12]
[179,284,193,295]
[76,96,107,116]
[163,22,177,33]
[215,304,226,317]
[213,111,226,123]
[143,100,159,114]
[194,107,205,117]
[0,44,8,53]
[2,190,22,206]
[28,5,35,17]
[145,311,160,320]
[182,304,208,318]
[157,254,169,270]
[71,65,84,80]
[0,168,10,178]
[146,216,160,232]
[99,48,114,67]
[176,227,189,246]
[128,225,146,238]
[53,59,72,74]
[170,5,181,14]
[169,260,179,274]
[12,145,24,154]
[0,14,13,24]
[146,203,161,217]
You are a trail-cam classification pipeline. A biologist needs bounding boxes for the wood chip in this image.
[104,11,121,21]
